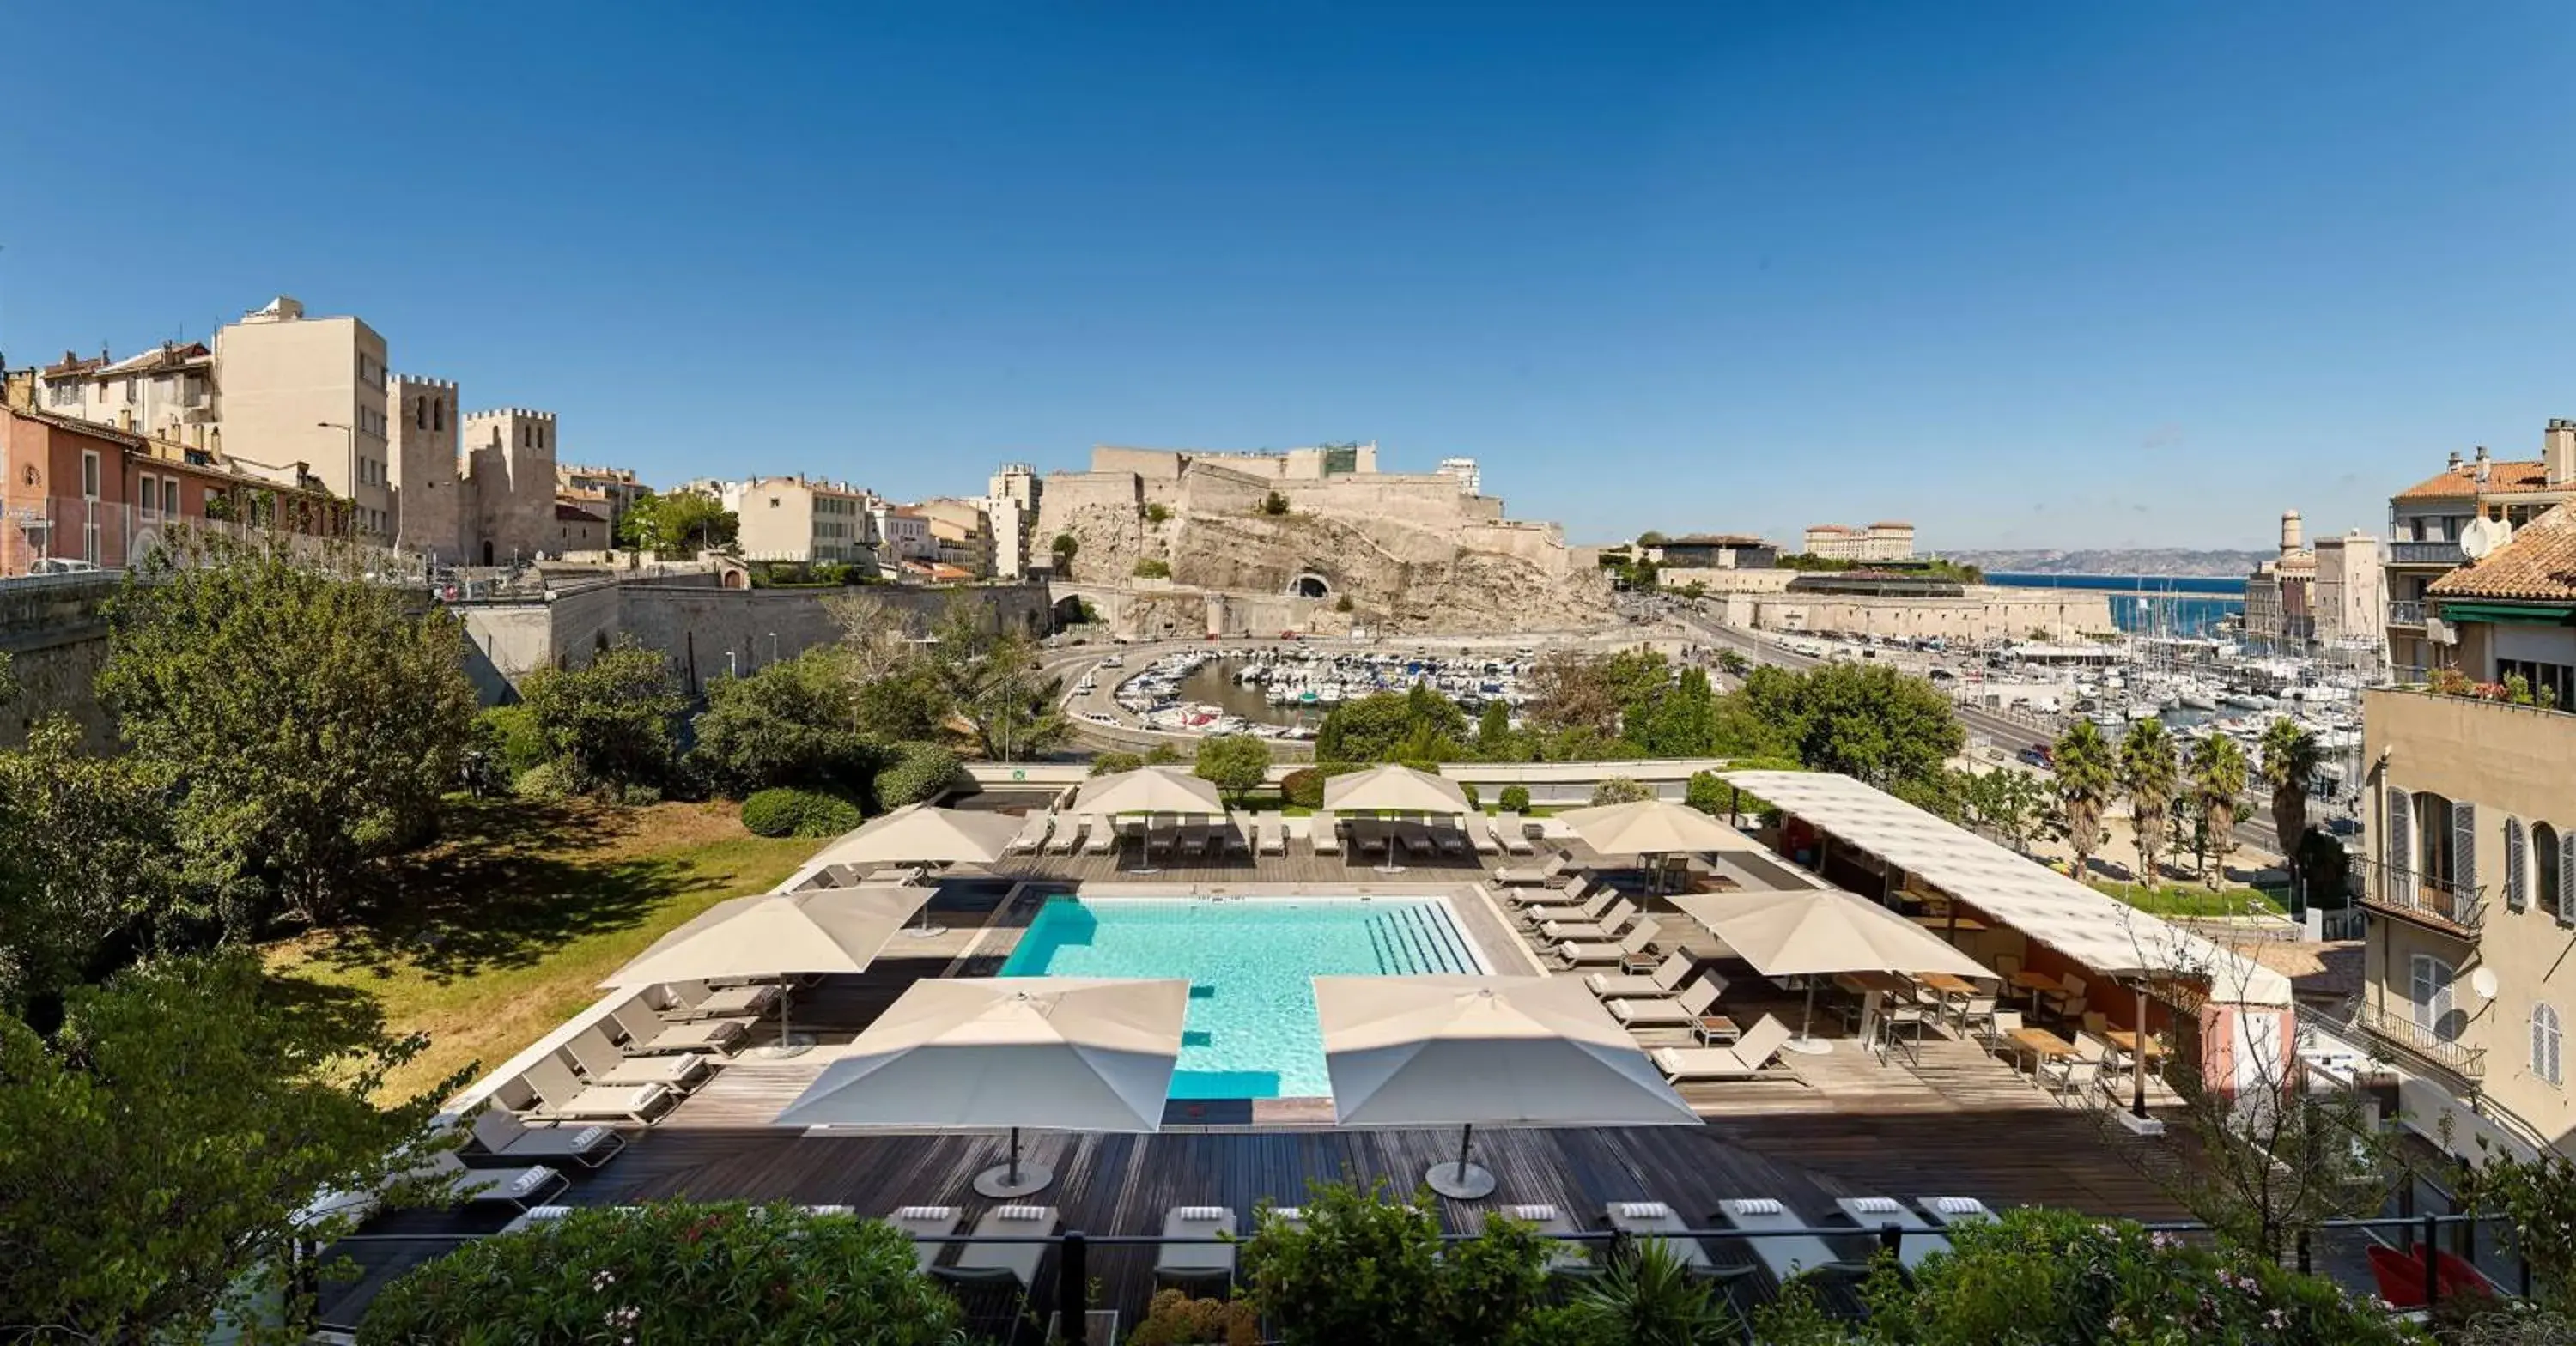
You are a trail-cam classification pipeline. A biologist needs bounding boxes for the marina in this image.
[1097,647,1540,737]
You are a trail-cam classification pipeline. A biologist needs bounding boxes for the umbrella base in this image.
[901,925,950,939]
[1375,864,1406,876]
[1782,1034,1834,1056]
[973,1161,1054,1198]
[1424,1161,1496,1200]
[747,1034,816,1060]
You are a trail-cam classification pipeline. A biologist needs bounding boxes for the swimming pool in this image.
[999,896,1485,1100]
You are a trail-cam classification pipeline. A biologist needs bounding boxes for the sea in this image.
[1989,573,2246,639]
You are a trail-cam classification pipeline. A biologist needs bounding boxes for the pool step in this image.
[1365,904,1477,975]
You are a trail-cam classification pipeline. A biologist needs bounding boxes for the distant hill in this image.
[1943,549,2269,579]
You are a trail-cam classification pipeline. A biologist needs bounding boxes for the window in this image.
[2410,955,2464,1042]
[415,397,428,431]
[80,450,100,500]
[2537,1005,2565,1087]
[2542,822,2566,924]
[2498,658,2576,710]
[2506,818,2528,912]
[137,474,159,518]
[163,479,179,517]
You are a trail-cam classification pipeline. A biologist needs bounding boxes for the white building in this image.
[718,476,875,566]
[1802,521,1916,561]
[1435,457,1483,496]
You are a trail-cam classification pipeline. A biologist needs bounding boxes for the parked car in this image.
[2019,743,2054,769]
[28,557,100,574]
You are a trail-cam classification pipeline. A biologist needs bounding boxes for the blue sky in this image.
[6,3,2571,550]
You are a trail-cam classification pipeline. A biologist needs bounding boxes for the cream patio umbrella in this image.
[805,803,1029,937]
[1672,888,1987,1056]
[1317,974,1700,1199]
[601,884,928,1057]
[1322,764,1473,875]
[1557,799,1765,894]
[1071,767,1225,874]
[773,976,1190,1197]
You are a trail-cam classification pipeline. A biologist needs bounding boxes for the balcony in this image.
[2390,540,2465,567]
[2387,599,2426,628]
[2354,999,2486,1082]
[2354,857,2484,937]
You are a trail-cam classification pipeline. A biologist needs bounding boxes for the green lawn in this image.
[2085,878,2287,919]
[266,797,816,1103]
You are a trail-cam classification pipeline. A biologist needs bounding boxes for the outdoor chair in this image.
[1607,976,1722,1029]
[1826,1197,1947,1272]
[2081,1010,2110,1035]
[1492,814,1537,855]
[565,1027,716,1093]
[1553,918,1661,967]
[1977,1009,2023,1055]
[1259,811,1290,855]
[1260,1205,1308,1234]
[1600,1202,1725,1277]
[1355,822,1390,858]
[1650,1016,1796,1082]
[1951,991,2000,1034]
[1516,879,1611,921]
[661,979,778,1022]
[887,1204,963,1275]
[2050,974,2087,1017]
[1310,811,1341,855]
[518,1057,678,1125]
[413,1150,568,1214]
[1716,1198,1868,1285]
[936,1205,1060,1290]
[1083,816,1117,856]
[1915,1197,1996,1229]
[1045,815,1084,856]
[2055,996,2089,1026]
[1585,949,1699,1001]
[2038,1049,2103,1104]
[467,1107,626,1168]
[1005,815,1050,857]
[605,998,750,1056]
[1154,1206,1238,1288]
[1493,849,1573,886]
[1496,1204,1592,1275]
[1435,826,1468,858]
[1470,819,1503,856]
[1537,897,1640,944]
[1875,997,1941,1065]
[1399,824,1437,858]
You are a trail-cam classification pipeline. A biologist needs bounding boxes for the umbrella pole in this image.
[1454,1123,1475,1184]
[1007,1125,1022,1185]
[2131,983,2151,1119]
[1780,981,1832,1055]
[903,868,949,939]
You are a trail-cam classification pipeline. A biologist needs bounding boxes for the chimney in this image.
[2476,444,2492,484]
[2547,419,2576,488]
[2448,449,2464,471]
[2280,509,2304,556]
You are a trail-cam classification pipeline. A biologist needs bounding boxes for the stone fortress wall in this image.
[1036,444,1609,635]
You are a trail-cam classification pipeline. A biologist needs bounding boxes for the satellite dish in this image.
[2470,967,2500,1002]
[2460,515,2511,561]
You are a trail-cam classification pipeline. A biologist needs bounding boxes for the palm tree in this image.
[2120,719,2179,888]
[2259,717,2323,903]
[2190,733,2251,888]
[2053,720,2116,881]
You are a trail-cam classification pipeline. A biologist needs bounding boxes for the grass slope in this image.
[266,797,814,1102]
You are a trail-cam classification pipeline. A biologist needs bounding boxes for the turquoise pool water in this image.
[999,897,1483,1100]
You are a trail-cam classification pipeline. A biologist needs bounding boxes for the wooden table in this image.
[2008,1027,2078,1063]
[2101,1030,2166,1061]
[1915,973,1981,998]
[1910,912,1989,933]
[1836,971,1912,996]
[2008,970,2065,997]
[1692,1015,1741,1046]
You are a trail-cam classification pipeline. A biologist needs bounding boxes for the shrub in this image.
[741,787,860,838]
[1261,490,1290,516]
[688,652,878,798]
[1242,1179,1552,1346]
[1194,734,1273,803]
[512,761,576,801]
[358,1201,965,1345]
[1280,767,1326,809]
[1133,558,1174,579]
[1128,1288,1258,1346]
[1090,751,1143,777]
[1144,743,1186,766]
[1460,782,1479,809]
[873,741,964,809]
[1498,784,1531,813]
[1684,769,1727,815]
[1144,503,1173,525]
[1334,593,1354,613]
[1590,776,1655,805]
[476,705,548,778]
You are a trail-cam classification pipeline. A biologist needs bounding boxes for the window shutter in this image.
[2453,800,2478,898]
[2386,788,2414,905]
[2561,829,2576,927]
[2506,819,2528,912]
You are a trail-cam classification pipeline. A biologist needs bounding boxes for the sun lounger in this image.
[1006,814,1051,856]
[1156,1205,1238,1287]
[1261,1205,1308,1232]
[1470,818,1502,855]
[1493,814,1537,855]
[1043,815,1081,856]
[1311,811,1340,855]
[1601,1201,1718,1275]
[1086,816,1119,856]
[469,1107,626,1168]
[1608,977,1722,1029]
[1718,1198,1864,1283]
[519,1057,677,1125]
[1353,821,1389,857]
[416,1149,568,1212]
[1517,881,1613,921]
[936,1204,1060,1289]
[1553,917,1661,967]
[1830,1197,1947,1270]
[1259,811,1289,855]
[1494,850,1573,886]
[1915,1196,1996,1228]
[1180,823,1210,858]
[500,1203,574,1234]
[1495,1204,1590,1274]
[1225,821,1251,856]
[887,1204,964,1274]
[1650,1016,1795,1082]
[1435,826,1468,858]
[633,1017,750,1056]
[566,1028,716,1092]
[1537,898,1639,943]
[1587,950,1699,1001]
[663,980,779,1022]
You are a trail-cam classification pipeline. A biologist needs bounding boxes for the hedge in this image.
[741,787,863,838]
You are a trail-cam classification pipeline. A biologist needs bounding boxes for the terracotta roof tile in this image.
[2394,460,2554,500]
[554,503,606,523]
[2428,504,2576,602]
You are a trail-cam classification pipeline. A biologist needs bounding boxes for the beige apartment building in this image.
[2360,502,2576,1161]
[986,463,1042,578]
[721,476,874,567]
[1801,520,1915,561]
[916,497,993,577]
[560,462,647,534]
[29,342,219,450]
[213,297,394,540]
[2385,426,2576,681]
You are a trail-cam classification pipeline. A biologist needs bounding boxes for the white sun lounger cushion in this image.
[1931,1197,1990,1216]
[454,1165,561,1201]
[1728,1198,1785,1217]
[1501,1204,1561,1222]
[1268,1207,1305,1222]
[1847,1197,1903,1216]
[994,1205,1052,1222]
[1610,1202,1674,1221]
[1174,1205,1229,1221]
[896,1205,958,1221]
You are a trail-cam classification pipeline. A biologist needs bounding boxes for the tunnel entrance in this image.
[1291,573,1332,600]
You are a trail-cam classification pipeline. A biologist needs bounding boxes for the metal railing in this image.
[2354,998,2488,1080]
[2390,540,2466,567]
[2387,600,2427,628]
[2354,858,2485,933]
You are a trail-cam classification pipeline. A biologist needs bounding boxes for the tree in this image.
[926,599,1065,761]
[2053,720,2116,881]
[1628,667,1719,758]
[2189,733,2250,887]
[688,652,877,798]
[873,742,965,809]
[1715,649,1750,677]
[1770,663,1963,792]
[0,720,197,1024]
[1473,700,1518,761]
[1049,532,1078,579]
[1591,777,1655,805]
[1260,490,1290,516]
[1684,770,1728,815]
[1242,1179,1554,1346]
[519,637,686,797]
[2119,720,2179,887]
[1194,734,1273,805]
[2259,718,2321,903]
[1526,651,1625,740]
[616,490,738,556]
[1089,751,1143,777]
[1983,769,2045,854]
[97,543,477,931]
[359,1203,964,1344]
[1634,531,1669,547]
[1315,688,1467,763]
[0,951,459,1345]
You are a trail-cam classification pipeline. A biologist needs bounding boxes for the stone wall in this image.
[0,573,119,749]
